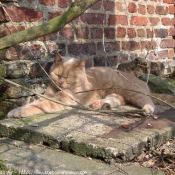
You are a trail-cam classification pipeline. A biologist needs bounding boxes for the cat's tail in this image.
[150,93,175,108]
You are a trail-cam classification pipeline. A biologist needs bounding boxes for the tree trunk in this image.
[0,0,101,51]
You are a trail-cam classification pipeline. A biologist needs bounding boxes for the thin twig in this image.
[1,77,145,115]
[76,87,175,109]
[1,2,84,107]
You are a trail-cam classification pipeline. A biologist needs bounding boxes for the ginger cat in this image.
[7,53,160,118]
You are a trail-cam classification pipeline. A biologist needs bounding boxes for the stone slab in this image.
[0,138,166,175]
[0,106,174,162]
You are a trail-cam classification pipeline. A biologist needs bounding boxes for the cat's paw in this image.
[89,100,104,109]
[143,104,155,115]
[7,106,34,118]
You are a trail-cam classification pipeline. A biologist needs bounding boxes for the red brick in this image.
[45,33,57,40]
[104,28,115,39]
[115,2,126,12]
[85,59,93,68]
[169,5,175,14]
[91,27,103,39]
[169,28,175,36]
[27,0,36,3]
[69,18,79,25]
[160,39,175,48]
[46,43,58,53]
[108,15,128,26]
[90,1,102,10]
[106,56,119,66]
[5,47,18,60]
[140,41,156,50]
[81,13,105,25]
[161,17,175,26]
[68,43,96,56]
[154,29,168,38]
[120,53,129,63]
[157,50,168,58]
[57,0,72,8]
[6,44,46,60]
[147,29,154,38]
[127,28,136,38]
[131,16,148,26]
[3,6,43,22]
[94,56,106,66]
[117,27,126,38]
[0,25,25,37]
[147,5,154,14]
[55,43,66,56]
[97,42,120,53]
[130,53,138,60]
[103,0,115,11]
[168,49,174,58]
[163,0,175,4]
[145,52,157,60]
[122,41,139,51]
[128,2,137,13]
[137,29,145,37]
[76,27,89,39]
[138,5,146,15]
[29,61,52,78]
[59,27,74,40]
[48,11,62,20]
[155,6,168,15]
[149,17,160,26]
[0,8,6,21]
[39,0,55,6]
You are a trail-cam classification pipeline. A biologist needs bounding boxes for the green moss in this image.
[139,74,175,94]
[0,159,26,175]
[0,125,9,137]
[69,140,88,156]
[0,159,6,170]
[0,64,6,77]
[69,140,113,160]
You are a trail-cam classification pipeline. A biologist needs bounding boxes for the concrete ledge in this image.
[0,138,166,175]
[0,106,174,163]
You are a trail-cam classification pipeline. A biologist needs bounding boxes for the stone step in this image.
[0,138,166,175]
[0,105,174,163]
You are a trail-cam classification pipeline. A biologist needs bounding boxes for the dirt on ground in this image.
[132,138,175,175]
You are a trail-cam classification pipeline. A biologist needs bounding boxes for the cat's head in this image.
[49,52,86,90]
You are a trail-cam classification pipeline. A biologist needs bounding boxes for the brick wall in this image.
[0,0,174,116]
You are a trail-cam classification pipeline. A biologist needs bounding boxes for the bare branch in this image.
[0,77,145,115]
[0,0,101,51]
[76,87,175,109]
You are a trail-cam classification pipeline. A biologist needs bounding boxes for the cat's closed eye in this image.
[54,73,61,78]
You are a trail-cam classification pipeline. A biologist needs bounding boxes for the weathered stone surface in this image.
[0,106,174,162]
[5,62,29,78]
[0,78,48,99]
[117,57,165,77]
[0,138,166,175]
[0,6,43,22]
[2,61,51,79]
[4,45,46,61]
[140,74,175,94]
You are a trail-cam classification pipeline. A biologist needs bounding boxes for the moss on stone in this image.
[0,159,27,175]
[68,140,114,160]
[139,74,175,95]
[0,64,6,77]
[0,125,9,137]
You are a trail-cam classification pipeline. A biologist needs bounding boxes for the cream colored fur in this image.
[8,53,168,118]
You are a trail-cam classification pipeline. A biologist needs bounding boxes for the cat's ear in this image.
[54,52,63,65]
[74,58,86,69]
